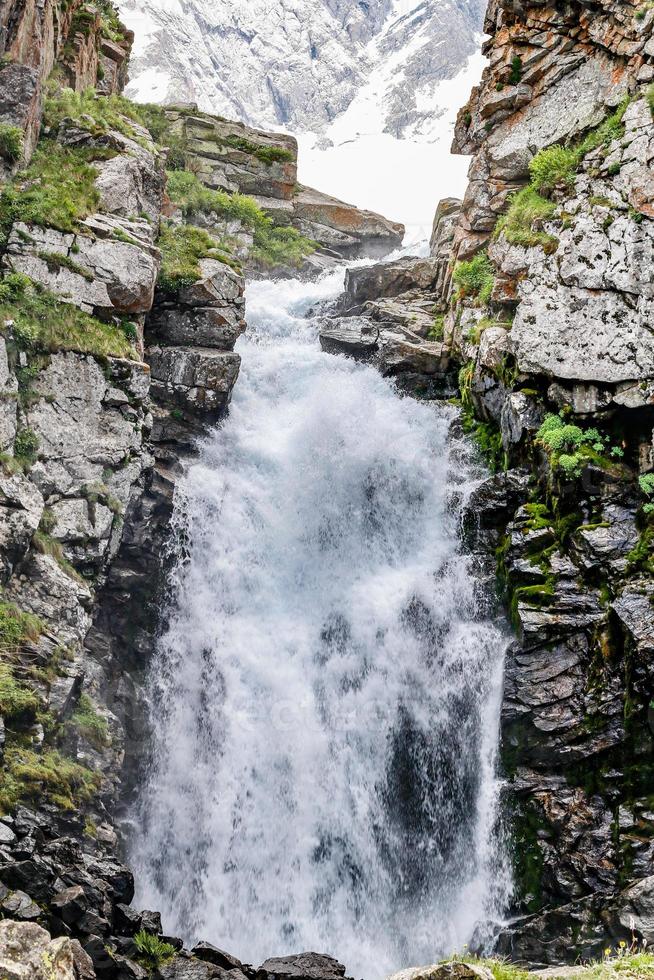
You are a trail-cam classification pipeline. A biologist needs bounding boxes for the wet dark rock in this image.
[192,943,246,971]
[257,953,348,980]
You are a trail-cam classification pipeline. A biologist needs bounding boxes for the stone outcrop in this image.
[0,0,132,177]
[167,106,405,261]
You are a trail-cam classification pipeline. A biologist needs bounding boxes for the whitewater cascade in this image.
[131,268,512,979]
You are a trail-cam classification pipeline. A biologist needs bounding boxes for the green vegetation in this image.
[429,314,445,341]
[14,428,39,467]
[0,142,101,241]
[68,693,109,749]
[134,931,176,967]
[157,223,237,294]
[165,170,317,270]
[639,473,654,515]
[0,273,136,359]
[0,664,39,723]
[44,86,145,142]
[529,144,579,194]
[494,99,632,252]
[0,124,23,163]
[37,250,94,282]
[452,253,494,304]
[508,55,523,85]
[0,743,100,813]
[648,84,654,117]
[536,414,624,479]
[222,134,295,166]
[494,186,558,250]
[446,951,654,979]
[33,530,84,582]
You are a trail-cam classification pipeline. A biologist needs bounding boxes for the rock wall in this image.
[431,0,654,965]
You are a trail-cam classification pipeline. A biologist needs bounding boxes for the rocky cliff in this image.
[433,0,654,965]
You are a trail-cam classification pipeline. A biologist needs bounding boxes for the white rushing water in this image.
[131,268,512,979]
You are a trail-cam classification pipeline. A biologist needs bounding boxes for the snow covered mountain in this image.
[118,0,485,138]
[117,0,487,235]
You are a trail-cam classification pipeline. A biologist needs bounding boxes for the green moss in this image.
[221,134,294,166]
[36,250,94,282]
[0,664,39,724]
[0,743,101,813]
[0,274,136,359]
[157,223,236,294]
[0,124,23,163]
[452,253,495,303]
[68,693,109,749]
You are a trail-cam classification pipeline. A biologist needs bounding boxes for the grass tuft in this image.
[0,273,136,359]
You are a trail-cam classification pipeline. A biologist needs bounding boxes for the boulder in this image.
[291,185,404,259]
[5,224,159,318]
[615,874,654,943]
[342,257,439,308]
[387,964,493,980]
[318,317,379,358]
[0,919,94,980]
[257,953,347,980]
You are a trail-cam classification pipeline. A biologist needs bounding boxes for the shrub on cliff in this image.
[0,124,23,163]
[452,253,495,304]
[529,144,578,193]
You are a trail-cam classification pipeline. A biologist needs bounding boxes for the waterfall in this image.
[131,267,513,980]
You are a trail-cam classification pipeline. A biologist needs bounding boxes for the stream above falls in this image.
[130,265,513,980]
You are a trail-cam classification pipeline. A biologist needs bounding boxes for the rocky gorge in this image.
[0,1,653,980]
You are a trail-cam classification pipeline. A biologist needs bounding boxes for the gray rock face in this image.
[5,224,159,318]
[151,261,246,350]
[148,347,241,418]
[0,919,94,980]
[342,257,440,309]
[257,953,347,980]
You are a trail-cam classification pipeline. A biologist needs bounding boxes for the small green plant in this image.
[648,84,654,118]
[452,253,495,304]
[33,530,83,582]
[494,186,558,250]
[68,693,109,749]
[429,314,445,341]
[134,930,176,967]
[0,124,23,163]
[508,55,523,85]
[535,414,623,479]
[529,144,579,194]
[639,473,654,515]
[14,428,39,466]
